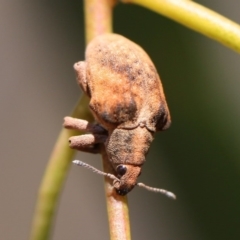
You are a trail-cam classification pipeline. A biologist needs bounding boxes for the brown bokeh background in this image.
[1,1,240,240]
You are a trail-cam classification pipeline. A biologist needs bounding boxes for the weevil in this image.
[64,34,175,198]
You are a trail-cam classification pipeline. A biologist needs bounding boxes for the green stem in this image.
[122,0,240,53]
[30,97,93,240]
[84,0,115,43]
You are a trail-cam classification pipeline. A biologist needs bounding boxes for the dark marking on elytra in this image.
[99,97,137,125]
[101,111,114,124]
[155,104,171,131]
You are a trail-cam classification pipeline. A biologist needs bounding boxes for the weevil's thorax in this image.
[106,127,153,167]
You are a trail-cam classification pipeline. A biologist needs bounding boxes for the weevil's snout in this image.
[113,165,141,195]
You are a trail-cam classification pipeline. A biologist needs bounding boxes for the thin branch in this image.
[84,0,131,239]
[84,0,115,44]
[30,97,93,240]
[122,0,240,53]
[102,147,131,240]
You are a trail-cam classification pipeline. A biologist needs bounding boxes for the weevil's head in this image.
[105,127,154,195]
[112,164,142,195]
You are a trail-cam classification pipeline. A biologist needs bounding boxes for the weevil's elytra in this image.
[84,34,171,131]
[65,34,172,196]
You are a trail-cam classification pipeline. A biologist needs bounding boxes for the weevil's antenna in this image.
[137,182,176,200]
[73,160,120,182]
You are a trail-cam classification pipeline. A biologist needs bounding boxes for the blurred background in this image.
[1,1,240,239]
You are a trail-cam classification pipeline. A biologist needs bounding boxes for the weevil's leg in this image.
[69,134,107,154]
[63,116,107,134]
[73,61,91,97]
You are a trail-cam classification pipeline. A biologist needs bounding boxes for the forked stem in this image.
[30,1,119,239]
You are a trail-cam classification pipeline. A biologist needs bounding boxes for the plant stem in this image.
[84,0,131,239]
[122,0,240,53]
[30,97,93,240]
[84,0,115,43]
[102,147,131,240]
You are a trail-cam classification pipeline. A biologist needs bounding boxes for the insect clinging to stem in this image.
[64,33,176,199]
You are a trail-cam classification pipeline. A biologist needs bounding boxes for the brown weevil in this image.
[64,34,175,199]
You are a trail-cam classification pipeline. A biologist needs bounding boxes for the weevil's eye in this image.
[116,165,127,176]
